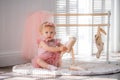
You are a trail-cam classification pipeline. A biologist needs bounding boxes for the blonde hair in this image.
[39,21,55,33]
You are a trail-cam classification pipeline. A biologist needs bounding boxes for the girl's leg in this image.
[58,57,62,67]
[37,58,57,70]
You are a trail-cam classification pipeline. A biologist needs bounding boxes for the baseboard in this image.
[0,51,28,67]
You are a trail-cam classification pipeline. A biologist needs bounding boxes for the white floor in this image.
[0,52,120,80]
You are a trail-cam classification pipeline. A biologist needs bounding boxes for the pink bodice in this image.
[32,38,61,68]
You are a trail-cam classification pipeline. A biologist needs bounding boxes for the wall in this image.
[0,0,55,67]
[111,0,120,52]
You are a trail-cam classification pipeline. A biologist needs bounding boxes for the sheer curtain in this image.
[55,0,112,58]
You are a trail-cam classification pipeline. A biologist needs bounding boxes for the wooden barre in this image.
[56,24,110,27]
[54,13,111,16]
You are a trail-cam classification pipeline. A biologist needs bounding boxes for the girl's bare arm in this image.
[39,41,67,52]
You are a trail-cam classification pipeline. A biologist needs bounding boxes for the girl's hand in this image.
[60,46,67,52]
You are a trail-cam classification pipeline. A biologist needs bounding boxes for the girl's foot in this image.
[69,65,85,71]
[48,65,58,71]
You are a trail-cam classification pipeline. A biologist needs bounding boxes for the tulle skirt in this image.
[32,52,60,68]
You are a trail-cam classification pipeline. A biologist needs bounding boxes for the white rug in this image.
[12,61,120,76]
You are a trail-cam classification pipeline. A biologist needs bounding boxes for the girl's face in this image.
[42,26,56,41]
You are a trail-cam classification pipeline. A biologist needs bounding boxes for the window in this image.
[55,0,111,58]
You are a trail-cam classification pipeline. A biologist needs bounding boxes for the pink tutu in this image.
[32,39,61,68]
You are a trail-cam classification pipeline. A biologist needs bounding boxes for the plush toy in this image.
[95,26,106,58]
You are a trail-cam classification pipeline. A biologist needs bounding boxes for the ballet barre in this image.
[54,11,111,63]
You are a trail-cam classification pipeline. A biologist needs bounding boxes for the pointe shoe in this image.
[96,44,103,58]
[66,37,76,53]
[96,51,100,58]
[65,36,76,65]
[96,50,103,58]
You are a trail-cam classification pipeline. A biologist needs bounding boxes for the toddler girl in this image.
[32,22,67,70]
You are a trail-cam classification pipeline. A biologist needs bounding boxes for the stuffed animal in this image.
[95,26,106,58]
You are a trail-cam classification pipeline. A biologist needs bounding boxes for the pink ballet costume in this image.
[22,11,53,61]
[32,37,61,68]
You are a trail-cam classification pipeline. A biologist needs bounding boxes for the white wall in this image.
[111,0,120,52]
[0,0,55,67]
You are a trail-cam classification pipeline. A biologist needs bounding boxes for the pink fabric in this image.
[22,11,53,61]
[32,39,61,68]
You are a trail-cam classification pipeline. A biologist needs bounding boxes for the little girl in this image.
[32,22,67,70]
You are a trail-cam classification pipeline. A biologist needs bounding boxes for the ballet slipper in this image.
[66,37,76,65]
[96,43,104,58]
[66,37,76,53]
[99,27,107,35]
[95,26,106,59]
[71,48,75,65]
[60,36,76,68]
